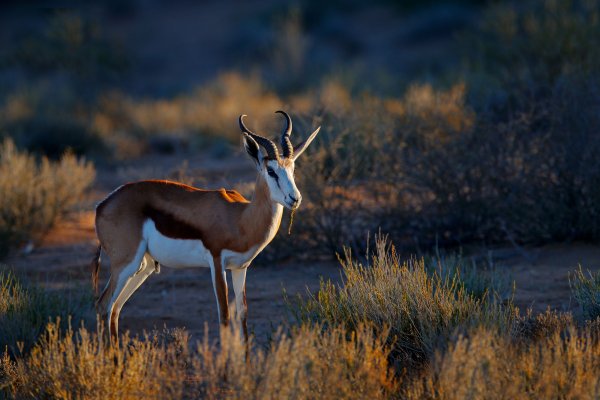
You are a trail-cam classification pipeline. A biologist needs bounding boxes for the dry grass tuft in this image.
[1,320,396,399]
[2,321,187,399]
[405,326,600,399]
[193,323,396,399]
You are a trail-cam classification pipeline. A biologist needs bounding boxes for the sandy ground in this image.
[5,152,600,344]
[491,244,600,314]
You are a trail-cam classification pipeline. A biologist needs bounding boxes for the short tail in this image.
[91,245,102,296]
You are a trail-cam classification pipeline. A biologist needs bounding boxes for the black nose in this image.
[289,195,299,203]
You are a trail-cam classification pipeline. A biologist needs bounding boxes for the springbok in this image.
[91,111,320,340]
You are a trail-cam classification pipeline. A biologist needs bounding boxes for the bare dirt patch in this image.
[490,244,600,315]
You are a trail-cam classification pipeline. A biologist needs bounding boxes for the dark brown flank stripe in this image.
[142,205,233,326]
[142,205,206,241]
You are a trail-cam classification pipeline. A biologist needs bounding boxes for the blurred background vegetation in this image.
[0,0,599,256]
[2,1,600,397]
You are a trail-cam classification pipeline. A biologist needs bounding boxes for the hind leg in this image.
[96,278,111,316]
[109,253,155,338]
[105,242,148,339]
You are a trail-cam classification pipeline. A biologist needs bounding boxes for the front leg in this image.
[210,255,229,326]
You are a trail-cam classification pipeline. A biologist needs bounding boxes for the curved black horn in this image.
[239,114,279,160]
[276,110,294,159]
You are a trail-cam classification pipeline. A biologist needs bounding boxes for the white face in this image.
[263,159,302,210]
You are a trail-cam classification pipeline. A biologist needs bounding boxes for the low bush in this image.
[93,73,284,158]
[405,326,600,399]
[570,266,600,320]
[6,117,106,159]
[427,0,600,245]
[292,236,516,366]
[0,139,95,256]
[269,82,471,256]
[0,82,108,159]
[193,323,396,400]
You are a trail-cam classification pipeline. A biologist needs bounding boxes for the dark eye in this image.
[267,167,278,179]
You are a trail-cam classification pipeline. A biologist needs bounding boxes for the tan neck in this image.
[241,175,283,245]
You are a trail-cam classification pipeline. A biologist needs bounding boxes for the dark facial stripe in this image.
[267,168,279,180]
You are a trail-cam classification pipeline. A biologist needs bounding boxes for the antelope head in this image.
[239,111,320,210]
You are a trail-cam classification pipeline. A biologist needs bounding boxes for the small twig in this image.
[287,208,296,235]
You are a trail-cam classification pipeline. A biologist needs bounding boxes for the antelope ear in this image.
[292,126,321,160]
[242,133,263,167]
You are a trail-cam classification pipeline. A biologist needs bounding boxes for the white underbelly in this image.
[143,219,212,268]
[142,219,260,270]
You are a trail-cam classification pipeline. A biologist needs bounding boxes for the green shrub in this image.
[0,139,95,256]
[412,0,600,246]
[0,268,90,357]
[570,266,600,320]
